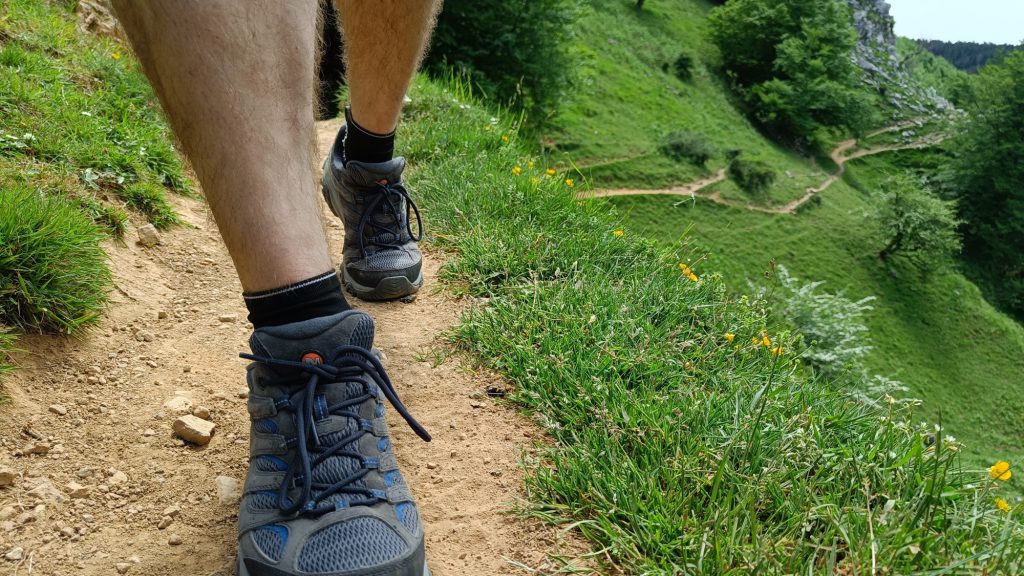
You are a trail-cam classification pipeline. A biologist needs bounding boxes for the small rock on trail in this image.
[173,415,216,446]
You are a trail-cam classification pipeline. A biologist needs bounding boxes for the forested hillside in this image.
[920,39,1023,72]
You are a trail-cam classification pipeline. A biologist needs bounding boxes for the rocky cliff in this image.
[844,0,952,115]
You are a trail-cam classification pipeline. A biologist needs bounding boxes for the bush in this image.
[728,153,776,196]
[874,175,962,269]
[425,0,579,116]
[0,185,111,334]
[774,265,875,379]
[672,52,694,82]
[708,0,874,142]
[658,130,713,166]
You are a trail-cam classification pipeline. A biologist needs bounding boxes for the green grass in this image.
[0,0,188,342]
[402,77,1024,574]
[600,148,1024,476]
[0,327,15,383]
[539,0,829,202]
[0,184,111,334]
[0,0,189,233]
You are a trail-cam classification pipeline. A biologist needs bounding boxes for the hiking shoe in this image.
[237,310,431,576]
[322,125,424,301]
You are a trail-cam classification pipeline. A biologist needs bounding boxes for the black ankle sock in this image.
[342,106,395,164]
[243,270,349,329]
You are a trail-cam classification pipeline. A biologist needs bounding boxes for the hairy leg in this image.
[335,0,442,134]
[111,0,330,292]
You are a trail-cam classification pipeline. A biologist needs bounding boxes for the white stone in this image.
[215,476,241,505]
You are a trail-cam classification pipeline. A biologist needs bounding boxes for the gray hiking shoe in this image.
[237,310,431,576]
[322,126,423,301]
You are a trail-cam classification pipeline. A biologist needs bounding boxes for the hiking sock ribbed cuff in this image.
[243,270,349,328]
[342,105,395,164]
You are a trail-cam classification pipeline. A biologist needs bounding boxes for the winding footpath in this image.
[583,121,944,215]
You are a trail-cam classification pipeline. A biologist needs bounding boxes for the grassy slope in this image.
[542,0,826,203]
[604,151,1024,471]
[546,0,1024,474]
[402,78,1024,574]
[0,0,188,233]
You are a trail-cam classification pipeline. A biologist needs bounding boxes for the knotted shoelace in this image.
[240,346,430,517]
[356,181,423,258]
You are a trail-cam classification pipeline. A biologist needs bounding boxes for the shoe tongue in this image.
[344,157,407,187]
[249,310,375,363]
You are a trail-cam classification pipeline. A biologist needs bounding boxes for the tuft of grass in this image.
[0,185,111,334]
[0,326,15,378]
[402,77,1024,574]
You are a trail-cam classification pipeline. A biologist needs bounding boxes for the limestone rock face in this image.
[842,0,953,113]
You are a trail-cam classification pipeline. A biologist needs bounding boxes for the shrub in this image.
[0,185,111,334]
[774,265,875,379]
[672,52,694,82]
[658,130,713,166]
[425,0,579,116]
[728,153,776,196]
[874,175,961,269]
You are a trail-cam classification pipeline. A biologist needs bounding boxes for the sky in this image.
[887,0,1023,44]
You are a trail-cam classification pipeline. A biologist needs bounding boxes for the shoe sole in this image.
[343,268,423,302]
[237,556,431,576]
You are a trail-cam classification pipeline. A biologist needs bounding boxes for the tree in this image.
[708,0,874,143]
[873,175,961,269]
[950,49,1024,318]
[425,0,578,116]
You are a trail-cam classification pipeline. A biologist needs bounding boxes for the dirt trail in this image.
[0,120,587,576]
[585,122,943,215]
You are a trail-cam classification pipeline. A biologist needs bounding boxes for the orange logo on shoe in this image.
[301,352,324,365]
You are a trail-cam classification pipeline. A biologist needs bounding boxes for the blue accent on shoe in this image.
[254,419,278,434]
[251,524,288,562]
[378,437,389,452]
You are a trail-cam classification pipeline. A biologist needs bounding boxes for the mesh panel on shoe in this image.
[253,456,288,472]
[396,502,420,534]
[248,491,280,512]
[252,525,288,562]
[361,250,414,271]
[297,517,406,573]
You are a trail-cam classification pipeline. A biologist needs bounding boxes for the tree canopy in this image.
[708,0,874,143]
[951,49,1024,318]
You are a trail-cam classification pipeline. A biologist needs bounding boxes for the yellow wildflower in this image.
[990,461,1012,481]
[762,336,771,347]
[565,178,574,187]
[725,333,735,343]
[111,53,120,60]
[684,361,694,371]
[501,134,510,143]
[527,160,535,169]
[546,168,556,176]
[752,337,761,345]
[688,272,698,282]
[512,166,522,176]
[612,229,625,237]
[770,346,784,357]
[997,498,1011,513]
[678,263,690,273]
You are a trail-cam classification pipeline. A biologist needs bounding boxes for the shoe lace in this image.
[239,346,431,517]
[356,181,423,258]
